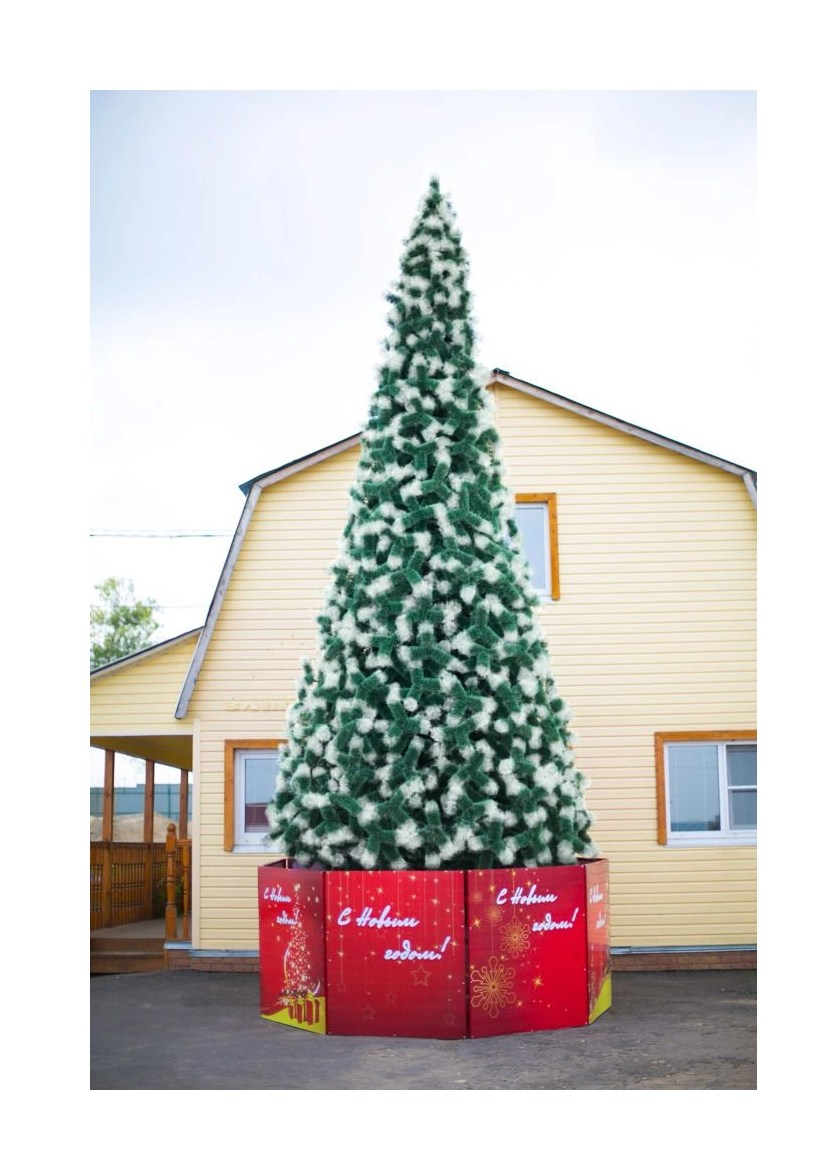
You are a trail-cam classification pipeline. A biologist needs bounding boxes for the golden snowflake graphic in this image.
[501,917,531,958]
[470,955,516,1019]
[486,904,503,925]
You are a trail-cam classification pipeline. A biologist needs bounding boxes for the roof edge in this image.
[177,434,366,719]
[239,433,362,496]
[90,627,203,680]
[489,369,756,478]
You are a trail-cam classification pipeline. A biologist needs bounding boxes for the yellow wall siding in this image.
[187,450,361,951]
[188,386,756,952]
[90,634,199,733]
[494,385,756,947]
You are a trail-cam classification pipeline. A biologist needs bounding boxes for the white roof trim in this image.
[175,484,262,718]
[175,371,755,717]
[742,472,757,507]
[238,433,363,496]
[490,369,756,480]
[175,435,363,718]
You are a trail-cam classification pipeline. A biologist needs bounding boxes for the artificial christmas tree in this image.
[265,176,596,872]
[260,177,609,1037]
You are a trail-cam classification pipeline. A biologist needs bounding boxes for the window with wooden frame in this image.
[224,740,284,852]
[514,494,560,600]
[655,731,757,847]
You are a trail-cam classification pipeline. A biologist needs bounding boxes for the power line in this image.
[90,529,231,538]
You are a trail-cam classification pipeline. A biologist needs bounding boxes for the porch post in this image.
[143,760,155,844]
[102,749,115,842]
[142,760,156,920]
[165,822,178,941]
[178,769,190,840]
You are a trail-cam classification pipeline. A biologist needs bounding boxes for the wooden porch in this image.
[90,748,193,974]
[91,822,192,973]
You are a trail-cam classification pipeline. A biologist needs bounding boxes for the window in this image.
[224,741,282,851]
[514,494,560,600]
[655,732,757,846]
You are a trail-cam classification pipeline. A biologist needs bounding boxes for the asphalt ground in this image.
[90,968,756,1091]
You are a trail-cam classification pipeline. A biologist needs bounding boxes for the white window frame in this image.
[225,741,282,853]
[658,734,757,848]
[514,494,559,602]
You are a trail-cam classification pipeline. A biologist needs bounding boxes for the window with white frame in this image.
[225,742,282,850]
[514,494,559,600]
[656,734,756,846]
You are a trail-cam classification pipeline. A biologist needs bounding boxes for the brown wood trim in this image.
[547,494,560,601]
[654,730,757,845]
[515,493,560,600]
[165,822,178,940]
[143,760,155,845]
[654,734,669,845]
[178,769,189,840]
[102,749,115,842]
[224,740,284,852]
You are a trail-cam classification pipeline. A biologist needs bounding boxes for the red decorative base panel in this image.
[258,860,610,1039]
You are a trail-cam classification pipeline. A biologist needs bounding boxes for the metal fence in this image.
[90,783,193,821]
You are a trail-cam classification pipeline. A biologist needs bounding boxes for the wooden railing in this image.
[90,828,191,937]
[164,823,191,942]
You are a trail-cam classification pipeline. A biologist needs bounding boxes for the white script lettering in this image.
[263,884,292,904]
[383,936,451,962]
[496,884,558,906]
[336,904,421,929]
[532,908,581,932]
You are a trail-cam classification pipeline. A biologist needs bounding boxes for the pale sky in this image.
[90,91,756,647]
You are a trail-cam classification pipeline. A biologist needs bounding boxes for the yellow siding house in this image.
[90,370,757,971]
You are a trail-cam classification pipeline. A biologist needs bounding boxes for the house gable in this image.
[174,370,756,719]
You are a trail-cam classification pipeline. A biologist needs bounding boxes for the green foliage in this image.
[90,576,160,670]
[266,177,597,871]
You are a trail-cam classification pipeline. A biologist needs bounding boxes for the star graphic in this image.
[362,1005,376,1021]
[471,917,482,928]
[412,966,431,987]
